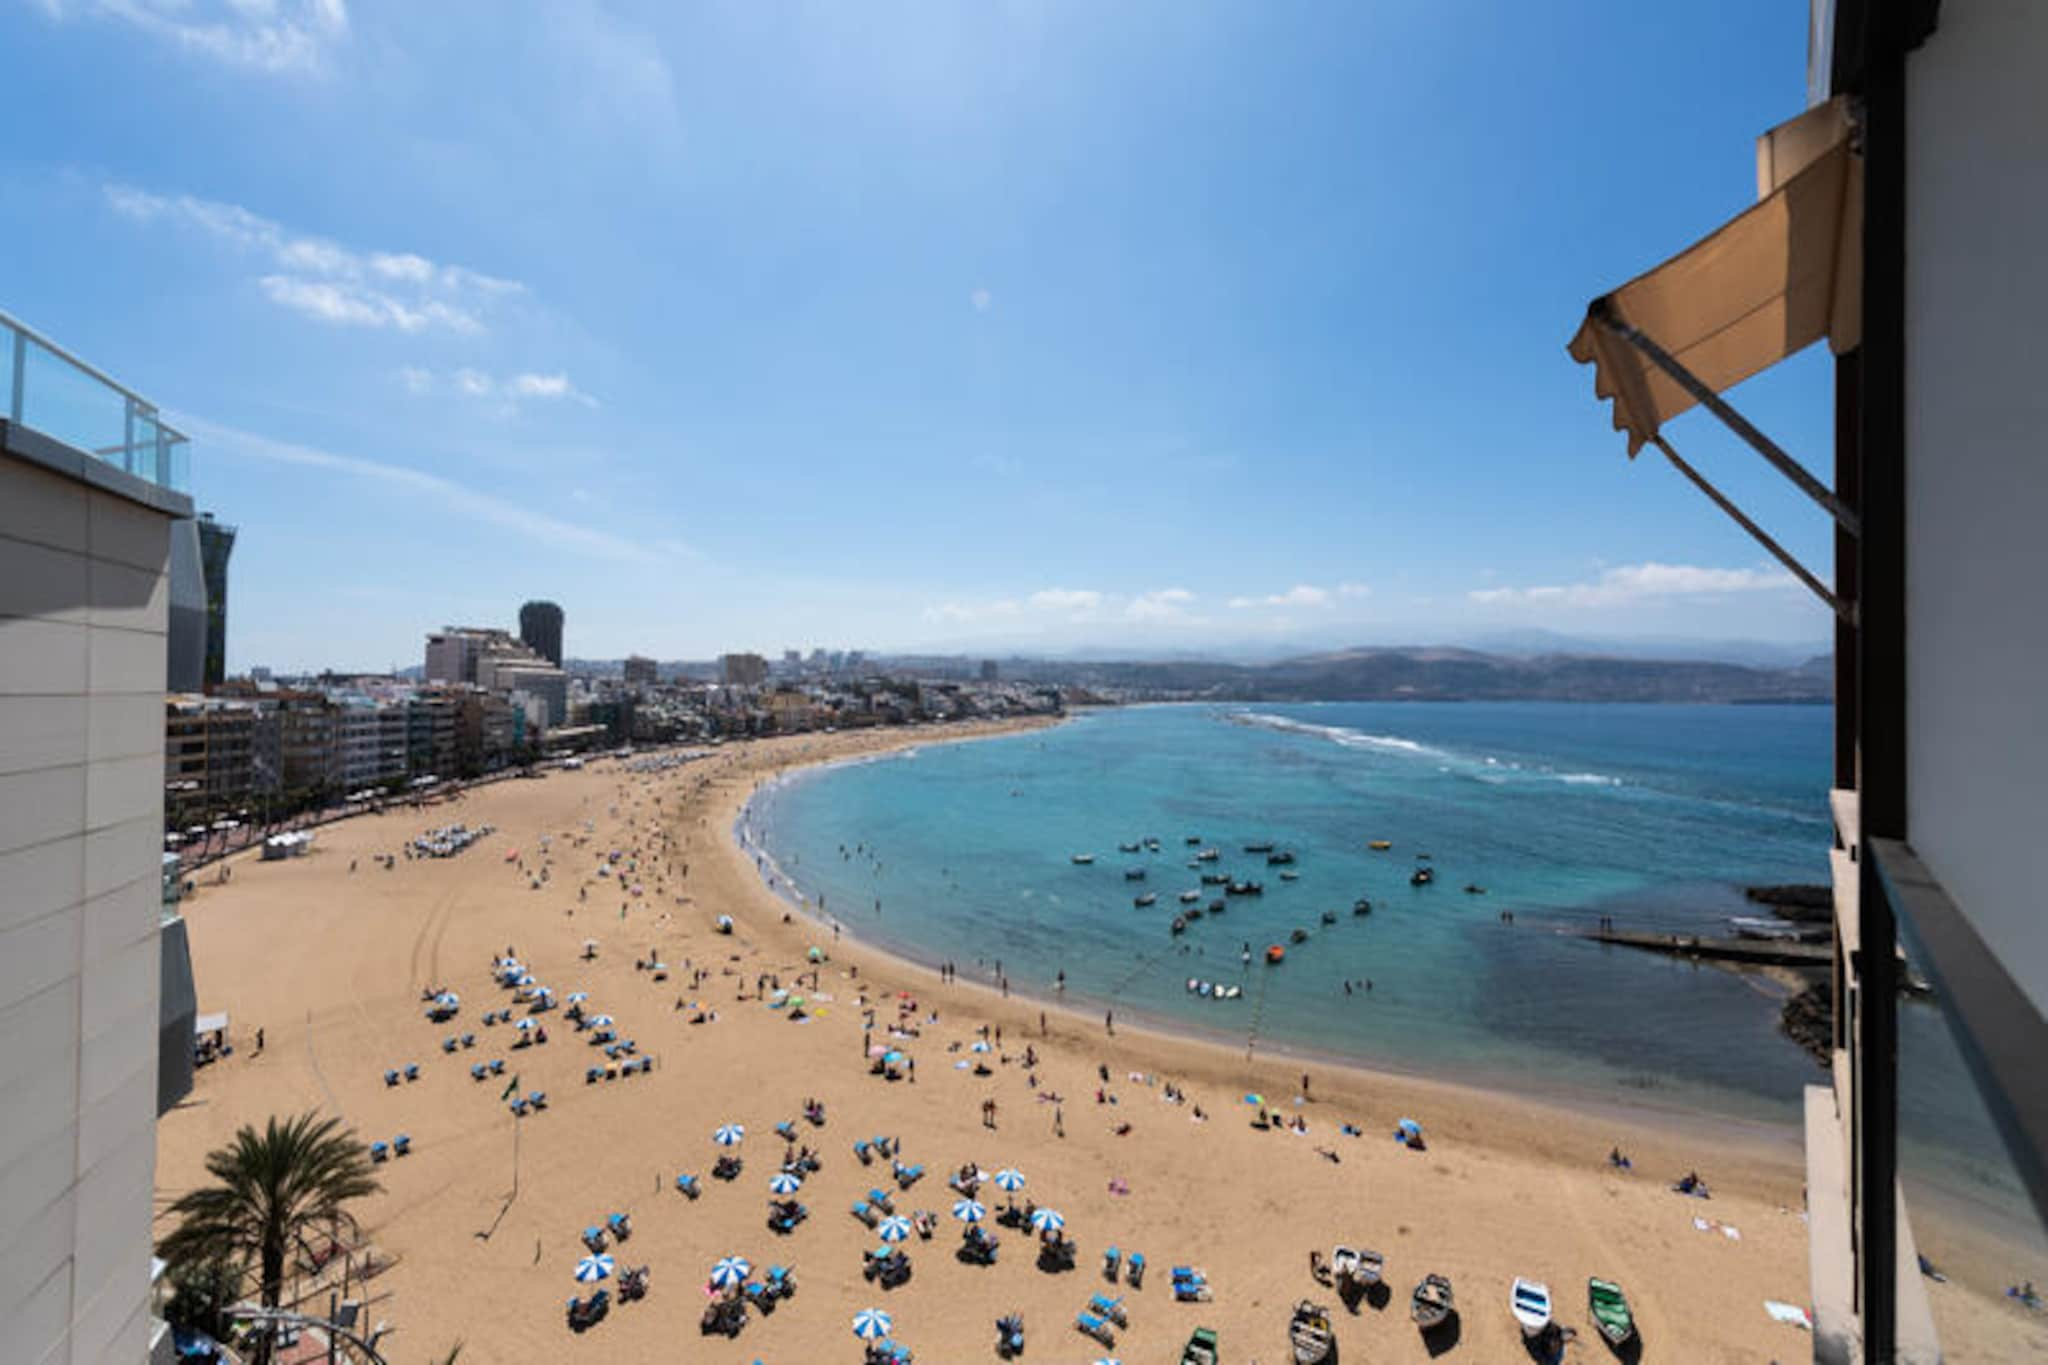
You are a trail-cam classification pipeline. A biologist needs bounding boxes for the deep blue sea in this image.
[744,699,2028,1239]
[745,702,1844,1121]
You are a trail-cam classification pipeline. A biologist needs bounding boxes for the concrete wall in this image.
[0,443,179,1365]
[1904,0,2048,1017]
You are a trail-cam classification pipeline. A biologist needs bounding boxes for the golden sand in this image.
[158,721,2043,1363]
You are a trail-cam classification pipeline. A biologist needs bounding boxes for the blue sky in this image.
[2,1,1835,669]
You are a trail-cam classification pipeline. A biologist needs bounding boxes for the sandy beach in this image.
[157,720,2044,1364]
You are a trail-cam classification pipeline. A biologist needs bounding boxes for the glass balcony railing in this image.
[3,307,189,494]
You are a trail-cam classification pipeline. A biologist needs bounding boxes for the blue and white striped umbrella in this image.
[533,985,554,998]
[566,991,589,1004]
[876,1214,913,1243]
[768,1171,803,1195]
[514,1018,535,1032]
[1030,1207,1065,1233]
[573,1253,613,1283]
[514,973,534,987]
[851,1308,893,1340]
[709,1255,751,1289]
[969,1039,992,1053]
[713,1123,745,1146]
[951,1199,987,1223]
[993,1168,1026,1192]
[587,1015,615,1029]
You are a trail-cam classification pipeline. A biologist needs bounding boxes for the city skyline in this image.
[4,2,1831,670]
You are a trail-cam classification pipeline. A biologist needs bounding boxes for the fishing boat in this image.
[1118,841,1142,853]
[1201,872,1231,885]
[1243,841,1276,854]
[1410,867,1435,887]
[1463,883,1487,894]
[1267,850,1296,866]
[1319,910,1337,926]
[1144,838,1162,851]
[1195,848,1221,863]
[1207,898,1227,914]
[1179,890,1201,904]
[1411,1274,1455,1331]
[1290,927,1310,944]
[1186,906,1204,921]
[1368,840,1393,851]
[1227,880,1264,896]
[1185,835,1203,845]
[1279,870,1300,881]
[1510,1277,1553,1338]
[1072,853,1095,865]
[1134,893,1158,908]
[1125,867,1147,880]
[1265,944,1286,964]
[1588,1277,1636,1347]
[1171,916,1188,935]
[1353,898,1373,916]
[1217,984,1242,999]
[1187,978,1213,997]
[1288,1300,1335,1364]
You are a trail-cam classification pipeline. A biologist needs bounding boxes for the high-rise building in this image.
[1,307,198,1363]
[623,654,659,686]
[197,514,236,688]
[519,599,565,666]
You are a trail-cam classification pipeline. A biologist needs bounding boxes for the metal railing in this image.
[1,307,190,493]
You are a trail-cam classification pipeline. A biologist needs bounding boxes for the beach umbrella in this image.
[788,996,806,1009]
[533,985,554,998]
[713,1123,746,1146]
[566,992,589,1004]
[514,1018,536,1032]
[1030,1208,1065,1234]
[1244,1093,1264,1106]
[716,914,734,929]
[435,991,460,1008]
[868,1045,890,1058]
[808,946,824,961]
[588,1015,615,1029]
[876,1214,913,1243]
[769,988,789,1003]
[514,973,534,988]
[851,1308,893,1341]
[951,1199,987,1223]
[574,1254,614,1283]
[883,1050,907,1066]
[969,1040,992,1053]
[768,1171,803,1195]
[993,1168,1026,1192]
[709,1255,750,1289]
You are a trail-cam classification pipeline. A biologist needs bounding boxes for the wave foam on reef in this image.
[1232,710,1629,790]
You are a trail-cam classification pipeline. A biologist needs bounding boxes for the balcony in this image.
[3,307,189,494]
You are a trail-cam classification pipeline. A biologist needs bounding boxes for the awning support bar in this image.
[1651,434,1854,623]
[1593,301,1861,537]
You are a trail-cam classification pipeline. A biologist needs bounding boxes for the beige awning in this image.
[1569,98,1863,455]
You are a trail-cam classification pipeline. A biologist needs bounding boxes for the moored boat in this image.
[1171,916,1188,935]
[1730,915,1809,941]
[1411,1273,1455,1331]
[1368,840,1393,851]
[1195,847,1221,862]
[1072,853,1095,865]
[1588,1277,1636,1346]
[1244,841,1276,854]
[1278,870,1300,881]
[1134,893,1157,907]
[1410,867,1434,887]
[1290,927,1310,944]
[1179,890,1201,904]
[1227,880,1264,896]
[1510,1277,1552,1338]
[1267,850,1296,866]
[1125,867,1147,881]
[1319,910,1337,926]
[1118,841,1142,853]
[1265,944,1286,964]
[1353,898,1372,916]
[1288,1300,1335,1364]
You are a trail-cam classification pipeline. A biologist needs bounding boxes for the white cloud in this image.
[185,416,666,566]
[1027,588,1103,613]
[54,0,350,76]
[1468,562,1797,609]
[402,368,597,409]
[970,287,994,313]
[105,183,520,335]
[453,368,494,397]
[926,587,1206,628]
[398,366,434,395]
[1337,582,1370,598]
[1228,584,1332,609]
[1125,588,1196,622]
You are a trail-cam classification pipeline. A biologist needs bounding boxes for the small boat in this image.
[1267,850,1296,866]
[1218,984,1242,999]
[1510,1277,1552,1338]
[1207,899,1226,914]
[1588,1277,1636,1347]
[1187,978,1213,996]
[1319,911,1337,926]
[1144,838,1162,851]
[1072,853,1095,865]
[1279,870,1300,881]
[1244,841,1276,854]
[1201,872,1231,885]
[1185,835,1203,846]
[1265,944,1286,964]
[1179,890,1201,904]
[1186,906,1204,921]
[1171,916,1187,935]
[1125,868,1147,881]
[1227,880,1264,896]
[1368,840,1393,851]
[1290,927,1310,944]
[1118,841,1142,853]
[1134,893,1157,908]
[1410,867,1435,887]
[1411,1273,1455,1331]
[1195,848,1221,863]
[1288,1300,1335,1364]
[1730,915,1808,941]
[1463,883,1486,895]
[1353,898,1373,916]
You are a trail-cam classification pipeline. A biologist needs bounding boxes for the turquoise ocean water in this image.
[744,699,2031,1243]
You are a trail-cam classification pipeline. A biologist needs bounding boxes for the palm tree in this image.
[158,1111,382,1365]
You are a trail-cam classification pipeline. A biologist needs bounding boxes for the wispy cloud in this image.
[403,367,598,408]
[1468,562,1796,608]
[186,416,664,566]
[106,183,520,334]
[47,0,350,76]
[1027,588,1102,612]
[925,587,1204,627]
[1228,584,1331,609]
[1125,588,1196,622]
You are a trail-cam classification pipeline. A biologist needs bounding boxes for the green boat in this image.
[1181,1325,1220,1364]
[1588,1277,1637,1347]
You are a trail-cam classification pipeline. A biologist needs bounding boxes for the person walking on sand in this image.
[1302,1072,1311,1097]
[254,1027,264,1055]
[1054,1106,1064,1138]
[1106,1009,1114,1036]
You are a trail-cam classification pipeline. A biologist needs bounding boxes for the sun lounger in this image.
[369,1140,389,1162]
[867,1187,895,1213]
[1089,1293,1129,1326]
[675,1173,701,1198]
[441,1037,457,1053]
[854,1139,874,1164]
[383,1069,400,1087]
[582,1226,607,1252]
[585,1066,601,1084]
[851,1201,881,1227]
[1104,1246,1122,1281]
[509,1097,529,1116]
[1128,1251,1147,1288]
[471,1063,488,1081]
[893,1162,924,1189]
[874,1135,895,1158]
[775,1121,798,1141]
[1076,1311,1116,1346]
[393,1134,411,1156]
[607,1212,630,1239]
[461,1032,476,1047]
[489,1059,505,1074]
[403,1063,420,1081]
